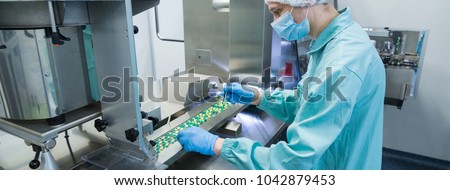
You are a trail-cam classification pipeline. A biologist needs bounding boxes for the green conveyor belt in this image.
[153,101,231,154]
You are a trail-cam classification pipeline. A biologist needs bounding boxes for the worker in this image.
[177,0,386,170]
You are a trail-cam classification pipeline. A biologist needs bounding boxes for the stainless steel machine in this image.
[74,0,289,169]
[143,0,288,166]
[0,0,290,170]
[293,27,428,110]
[0,27,95,123]
[1,0,426,170]
[365,27,428,109]
[184,0,273,87]
[0,0,164,170]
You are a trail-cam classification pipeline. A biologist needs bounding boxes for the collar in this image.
[308,7,353,54]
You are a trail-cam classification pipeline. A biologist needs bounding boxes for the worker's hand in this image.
[223,83,255,105]
[177,127,219,156]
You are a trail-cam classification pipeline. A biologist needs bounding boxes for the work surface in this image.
[167,107,288,170]
[72,106,288,170]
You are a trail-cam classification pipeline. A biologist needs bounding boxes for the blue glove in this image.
[223,83,254,104]
[177,127,219,156]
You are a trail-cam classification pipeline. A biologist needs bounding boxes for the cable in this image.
[64,130,77,165]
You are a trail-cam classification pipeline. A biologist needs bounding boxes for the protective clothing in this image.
[265,0,329,7]
[220,8,386,170]
[223,83,255,105]
[271,7,310,41]
[177,127,218,156]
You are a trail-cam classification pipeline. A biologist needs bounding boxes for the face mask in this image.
[271,7,310,41]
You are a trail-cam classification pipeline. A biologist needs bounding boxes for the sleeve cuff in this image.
[220,138,237,160]
[256,90,271,112]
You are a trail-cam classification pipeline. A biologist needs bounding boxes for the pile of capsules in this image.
[153,101,232,154]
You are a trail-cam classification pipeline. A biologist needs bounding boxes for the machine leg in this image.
[40,148,59,170]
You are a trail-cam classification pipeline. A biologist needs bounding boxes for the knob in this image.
[94,119,109,132]
[149,140,156,147]
[125,128,139,142]
[134,25,139,34]
[29,145,42,169]
[45,27,71,46]
[147,116,160,126]
[29,160,40,169]
[0,45,6,49]
[141,111,148,119]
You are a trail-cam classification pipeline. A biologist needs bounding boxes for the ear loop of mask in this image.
[291,6,310,22]
[305,7,310,19]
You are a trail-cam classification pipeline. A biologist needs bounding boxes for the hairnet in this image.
[265,0,329,7]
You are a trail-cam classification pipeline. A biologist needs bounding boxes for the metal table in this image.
[0,103,102,146]
[71,104,288,170]
[167,107,288,170]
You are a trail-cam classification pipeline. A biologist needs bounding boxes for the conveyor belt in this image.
[153,101,231,154]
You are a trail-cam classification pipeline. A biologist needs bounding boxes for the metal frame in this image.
[411,30,429,100]
[0,77,7,118]
[228,0,273,88]
[366,27,430,99]
[87,0,157,160]
[0,0,162,169]
[154,6,184,42]
[0,103,101,146]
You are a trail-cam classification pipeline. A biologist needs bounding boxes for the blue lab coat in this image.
[220,8,386,170]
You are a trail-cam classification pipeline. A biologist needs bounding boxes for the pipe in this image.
[47,1,57,33]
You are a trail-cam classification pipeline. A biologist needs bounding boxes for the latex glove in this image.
[177,127,219,156]
[223,83,254,104]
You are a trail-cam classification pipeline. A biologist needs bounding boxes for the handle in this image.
[29,145,42,169]
[400,83,409,100]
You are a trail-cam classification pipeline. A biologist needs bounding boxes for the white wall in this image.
[339,0,450,161]
[147,8,186,81]
[132,7,186,103]
[135,7,186,81]
[134,11,154,82]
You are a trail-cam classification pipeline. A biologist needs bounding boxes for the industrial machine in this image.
[366,28,428,109]
[145,0,287,166]
[293,28,428,110]
[0,0,428,170]
[0,0,164,170]
[0,0,290,170]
